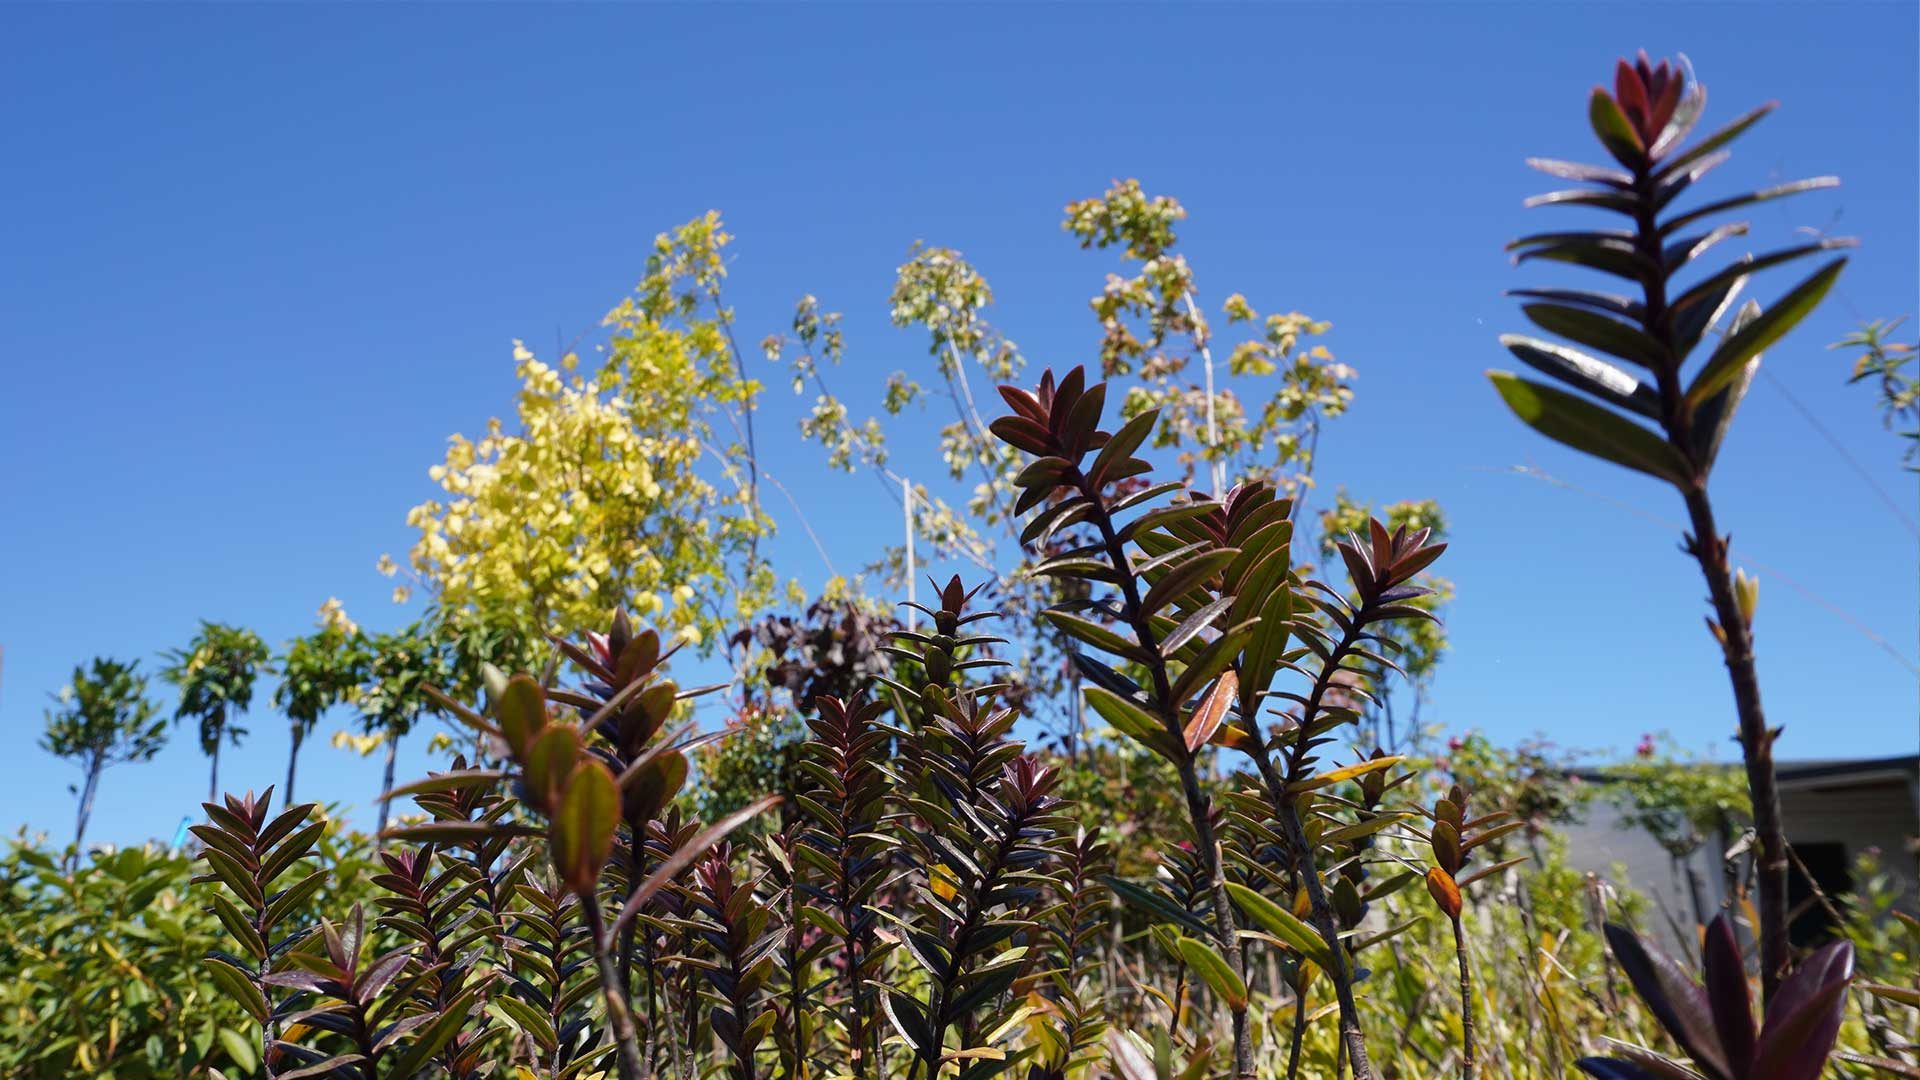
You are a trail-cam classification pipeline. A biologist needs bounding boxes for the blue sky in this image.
[3,3,1914,851]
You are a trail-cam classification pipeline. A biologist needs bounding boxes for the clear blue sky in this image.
[3,4,1914,850]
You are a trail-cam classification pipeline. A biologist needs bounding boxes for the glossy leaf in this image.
[1102,876,1212,938]
[1085,685,1180,762]
[1501,334,1660,417]
[1488,371,1690,488]
[1140,549,1237,618]
[1174,936,1247,1010]
[1224,881,1333,969]
[1653,102,1775,181]
[1700,916,1755,1076]
[1424,868,1462,918]
[1182,670,1236,753]
[1604,923,1730,1078]
[1686,258,1846,407]
[551,760,617,895]
[496,675,548,758]
[1521,303,1669,370]
[1589,87,1646,166]
[1659,176,1839,235]
[1689,301,1761,471]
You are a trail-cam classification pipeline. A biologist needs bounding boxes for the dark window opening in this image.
[1785,841,1852,947]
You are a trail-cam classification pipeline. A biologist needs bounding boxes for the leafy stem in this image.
[1073,468,1254,1078]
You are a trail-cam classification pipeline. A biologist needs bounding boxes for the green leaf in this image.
[1321,811,1414,847]
[378,769,508,803]
[1508,287,1642,321]
[1349,917,1426,954]
[1525,157,1631,186]
[1668,240,1852,320]
[379,820,539,847]
[201,958,268,1024]
[387,985,486,1077]
[1019,496,1091,547]
[215,1028,257,1075]
[1500,334,1659,418]
[257,821,325,888]
[1140,549,1236,617]
[1288,756,1405,794]
[1686,258,1846,407]
[1670,271,1747,362]
[277,1055,369,1080]
[1512,236,1650,281]
[1689,300,1762,473]
[1523,188,1639,215]
[1160,596,1235,658]
[1488,371,1689,488]
[196,847,264,909]
[496,675,548,758]
[1653,102,1774,181]
[1110,480,1183,513]
[1042,610,1149,664]
[262,867,328,930]
[1100,875,1212,937]
[491,995,559,1051]
[1121,501,1220,543]
[1588,87,1645,166]
[1174,936,1247,1009]
[1224,881,1334,970]
[622,749,688,824]
[1169,623,1255,706]
[1663,178,1838,236]
[1521,303,1668,370]
[1084,686,1180,762]
[882,989,936,1056]
[1662,222,1749,273]
[551,761,618,896]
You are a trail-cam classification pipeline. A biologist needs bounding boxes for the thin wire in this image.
[1756,366,1918,538]
[1491,464,1919,676]
[1758,182,1916,536]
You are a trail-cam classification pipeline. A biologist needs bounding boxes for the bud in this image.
[1426,866,1463,919]
[1734,568,1759,627]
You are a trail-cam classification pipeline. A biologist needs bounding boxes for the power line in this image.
[1492,463,1919,677]
[1757,366,1918,539]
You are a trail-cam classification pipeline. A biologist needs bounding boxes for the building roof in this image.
[1775,755,1918,787]
[1567,754,1918,786]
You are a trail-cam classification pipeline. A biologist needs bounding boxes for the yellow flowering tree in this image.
[389,214,783,680]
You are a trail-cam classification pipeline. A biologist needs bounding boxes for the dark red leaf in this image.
[1700,915,1756,1076]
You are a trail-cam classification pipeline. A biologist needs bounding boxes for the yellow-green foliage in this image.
[391,213,786,670]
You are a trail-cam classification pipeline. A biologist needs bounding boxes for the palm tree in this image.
[271,600,368,807]
[41,657,167,867]
[162,622,272,803]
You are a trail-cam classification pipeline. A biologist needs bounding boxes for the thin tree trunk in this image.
[72,760,101,870]
[285,728,304,807]
[376,733,400,843]
[209,738,221,805]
